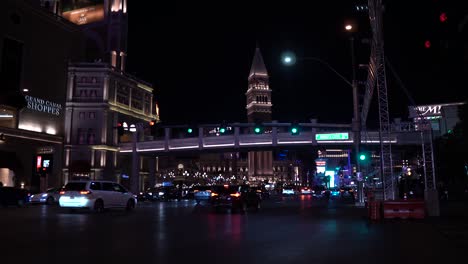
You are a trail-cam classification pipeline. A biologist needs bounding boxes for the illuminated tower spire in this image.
[246,45,272,123]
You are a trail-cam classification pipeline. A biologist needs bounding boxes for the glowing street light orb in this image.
[345,24,353,31]
[281,51,296,66]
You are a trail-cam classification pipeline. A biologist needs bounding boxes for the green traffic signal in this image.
[359,154,367,161]
[254,127,261,134]
[219,127,226,133]
[290,127,299,135]
[187,128,193,134]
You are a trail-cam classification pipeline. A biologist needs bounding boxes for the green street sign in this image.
[315,133,349,141]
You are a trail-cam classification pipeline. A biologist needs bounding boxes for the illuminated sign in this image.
[43,160,50,168]
[316,167,326,174]
[409,105,442,118]
[62,0,104,25]
[36,156,42,171]
[315,133,349,141]
[25,96,62,116]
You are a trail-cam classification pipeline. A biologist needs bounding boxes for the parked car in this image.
[211,185,261,213]
[0,187,30,207]
[30,187,61,204]
[58,180,136,212]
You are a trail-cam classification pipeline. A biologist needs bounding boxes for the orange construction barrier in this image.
[368,201,381,221]
[382,199,425,219]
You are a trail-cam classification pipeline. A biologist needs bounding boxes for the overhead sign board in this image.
[315,133,349,141]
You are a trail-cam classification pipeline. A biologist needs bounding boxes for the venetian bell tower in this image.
[246,46,273,182]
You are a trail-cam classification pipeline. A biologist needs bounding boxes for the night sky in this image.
[126,1,468,127]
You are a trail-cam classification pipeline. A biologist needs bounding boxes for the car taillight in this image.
[59,191,65,195]
[80,190,92,195]
[230,192,241,197]
[256,190,262,193]
[194,190,199,192]
[211,192,218,197]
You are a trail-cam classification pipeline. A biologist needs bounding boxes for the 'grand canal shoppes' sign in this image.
[25,96,62,116]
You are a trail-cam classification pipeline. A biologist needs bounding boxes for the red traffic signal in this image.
[439,12,447,23]
[424,40,431,49]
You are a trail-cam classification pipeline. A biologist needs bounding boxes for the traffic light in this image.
[117,122,124,136]
[254,123,263,134]
[439,12,447,23]
[290,122,300,135]
[187,128,193,134]
[219,121,227,134]
[359,153,367,161]
[358,151,370,164]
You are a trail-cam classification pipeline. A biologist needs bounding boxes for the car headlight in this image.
[148,192,153,196]
[158,192,165,196]
[41,194,48,197]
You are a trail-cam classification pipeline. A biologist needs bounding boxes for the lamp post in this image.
[282,44,362,203]
[345,23,363,204]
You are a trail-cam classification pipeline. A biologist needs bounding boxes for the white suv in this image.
[59,180,136,212]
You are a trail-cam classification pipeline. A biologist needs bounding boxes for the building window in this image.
[89,112,96,119]
[79,112,86,119]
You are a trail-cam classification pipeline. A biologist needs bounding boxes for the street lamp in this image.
[281,48,362,200]
[281,52,353,88]
[345,24,353,31]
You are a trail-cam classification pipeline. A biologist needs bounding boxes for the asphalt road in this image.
[1,196,466,264]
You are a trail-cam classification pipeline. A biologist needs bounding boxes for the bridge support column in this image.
[164,128,171,151]
[198,127,204,149]
[149,156,156,188]
[272,121,277,146]
[131,131,140,194]
[234,126,239,148]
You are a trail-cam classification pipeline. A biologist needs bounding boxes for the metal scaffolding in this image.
[368,0,394,200]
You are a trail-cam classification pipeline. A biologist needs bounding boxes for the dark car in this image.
[250,186,269,200]
[193,186,213,204]
[0,187,30,207]
[148,186,180,201]
[211,185,261,213]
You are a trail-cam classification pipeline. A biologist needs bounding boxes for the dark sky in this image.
[126,1,468,127]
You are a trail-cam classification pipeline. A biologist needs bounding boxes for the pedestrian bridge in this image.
[119,122,427,154]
